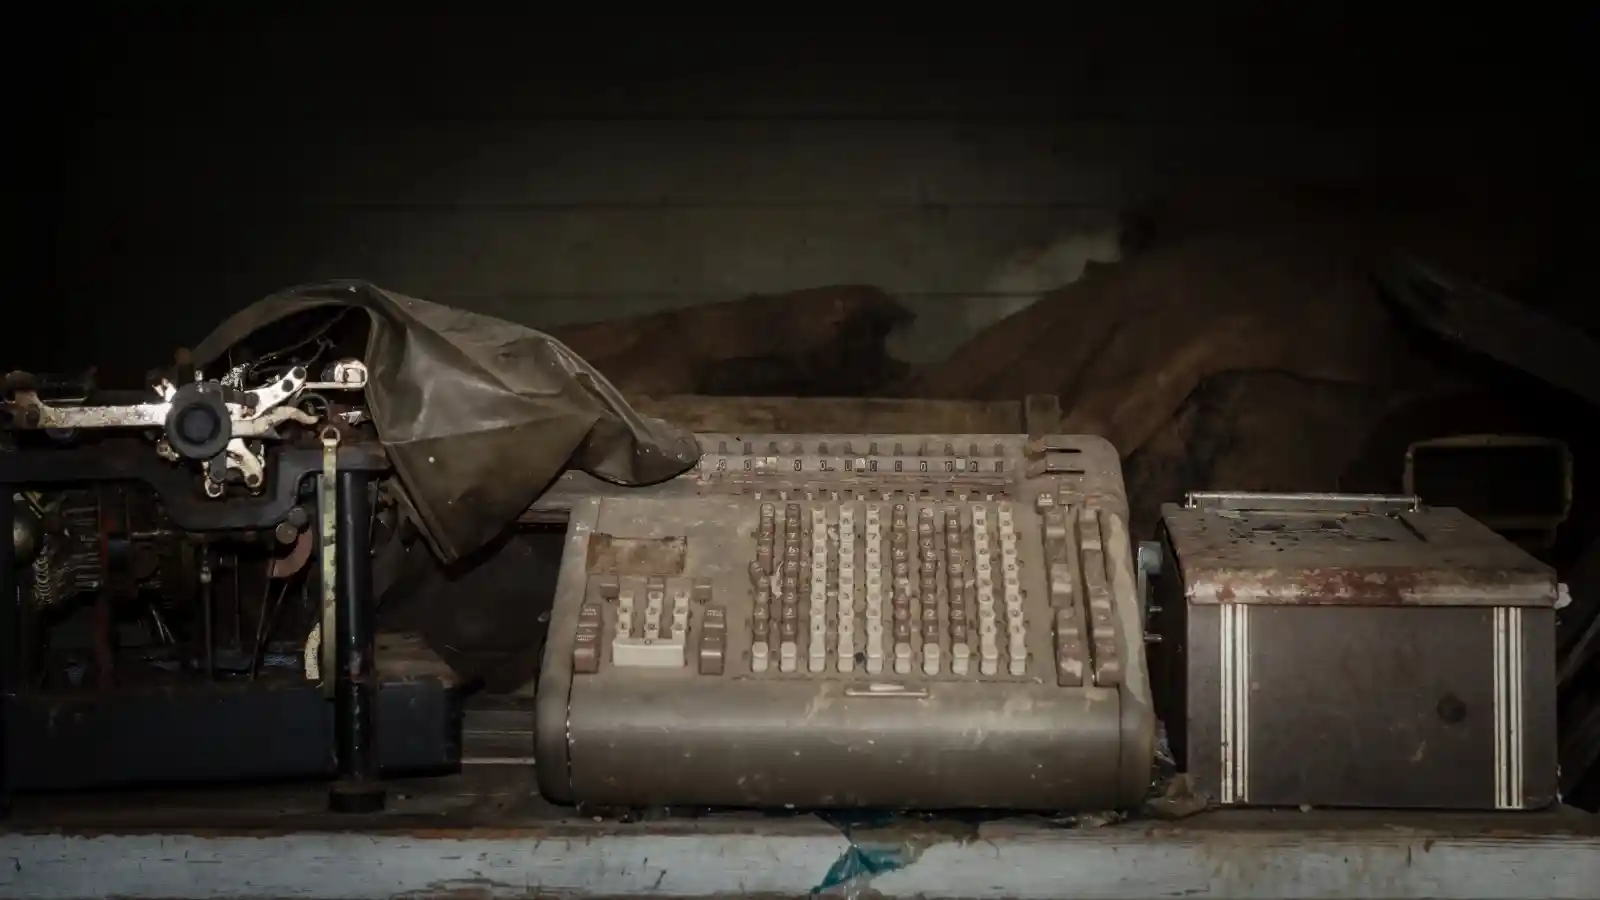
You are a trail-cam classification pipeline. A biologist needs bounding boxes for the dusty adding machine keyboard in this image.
[533,434,1155,810]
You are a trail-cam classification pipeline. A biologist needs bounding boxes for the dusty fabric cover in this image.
[192,281,701,563]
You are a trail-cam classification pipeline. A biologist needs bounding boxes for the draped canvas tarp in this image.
[193,281,700,563]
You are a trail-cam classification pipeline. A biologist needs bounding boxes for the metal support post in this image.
[328,469,385,813]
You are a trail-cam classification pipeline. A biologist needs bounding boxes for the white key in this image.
[779,641,799,673]
[644,590,664,639]
[922,644,942,675]
[752,641,770,673]
[894,642,913,675]
[1007,616,1027,668]
[618,589,636,634]
[951,643,971,676]
[980,640,999,676]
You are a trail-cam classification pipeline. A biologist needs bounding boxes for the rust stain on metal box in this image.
[1189,565,1553,606]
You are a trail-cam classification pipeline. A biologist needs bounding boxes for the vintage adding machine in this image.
[1151,491,1561,810]
[531,433,1157,810]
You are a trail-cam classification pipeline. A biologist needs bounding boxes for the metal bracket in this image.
[1137,540,1162,622]
[312,427,340,695]
[4,360,368,501]
[1186,491,1420,515]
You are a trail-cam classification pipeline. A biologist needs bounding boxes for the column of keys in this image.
[973,504,999,675]
[890,503,914,675]
[750,503,775,672]
[947,506,972,676]
[998,505,1028,676]
[780,503,802,673]
[917,507,942,675]
[837,506,856,673]
[865,504,885,673]
[809,507,829,673]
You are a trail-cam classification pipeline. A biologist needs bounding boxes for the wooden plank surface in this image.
[4,769,1595,898]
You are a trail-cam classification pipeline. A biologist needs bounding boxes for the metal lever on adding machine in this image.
[1137,540,1162,631]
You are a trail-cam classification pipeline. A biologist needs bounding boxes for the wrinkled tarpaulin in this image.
[193,281,700,563]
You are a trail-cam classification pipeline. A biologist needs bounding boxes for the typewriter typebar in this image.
[535,434,1156,810]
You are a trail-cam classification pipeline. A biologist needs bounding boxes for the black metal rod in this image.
[330,469,383,811]
[200,546,214,680]
[1,489,16,816]
[0,490,17,692]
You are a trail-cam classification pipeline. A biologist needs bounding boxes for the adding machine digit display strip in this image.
[534,434,1156,810]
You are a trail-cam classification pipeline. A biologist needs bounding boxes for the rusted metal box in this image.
[1151,492,1560,810]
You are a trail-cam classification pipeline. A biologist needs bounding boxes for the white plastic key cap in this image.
[951,642,971,675]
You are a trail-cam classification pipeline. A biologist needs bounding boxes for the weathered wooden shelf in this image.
[3,766,1596,899]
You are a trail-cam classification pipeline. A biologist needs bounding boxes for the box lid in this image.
[1160,492,1557,607]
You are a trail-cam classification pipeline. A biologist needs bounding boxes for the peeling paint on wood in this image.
[2,823,1597,899]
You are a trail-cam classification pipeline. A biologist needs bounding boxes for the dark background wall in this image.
[20,10,1593,383]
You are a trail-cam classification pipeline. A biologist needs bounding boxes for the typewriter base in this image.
[4,677,460,793]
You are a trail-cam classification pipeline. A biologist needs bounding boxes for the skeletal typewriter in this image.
[533,434,1156,810]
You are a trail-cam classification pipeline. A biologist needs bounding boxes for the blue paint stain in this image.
[812,811,910,895]
[813,844,908,895]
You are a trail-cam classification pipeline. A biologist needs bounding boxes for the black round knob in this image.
[177,404,220,444]
[164,383,232,460]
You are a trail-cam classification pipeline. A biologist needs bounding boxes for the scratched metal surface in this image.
[1160,501,1558,606]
